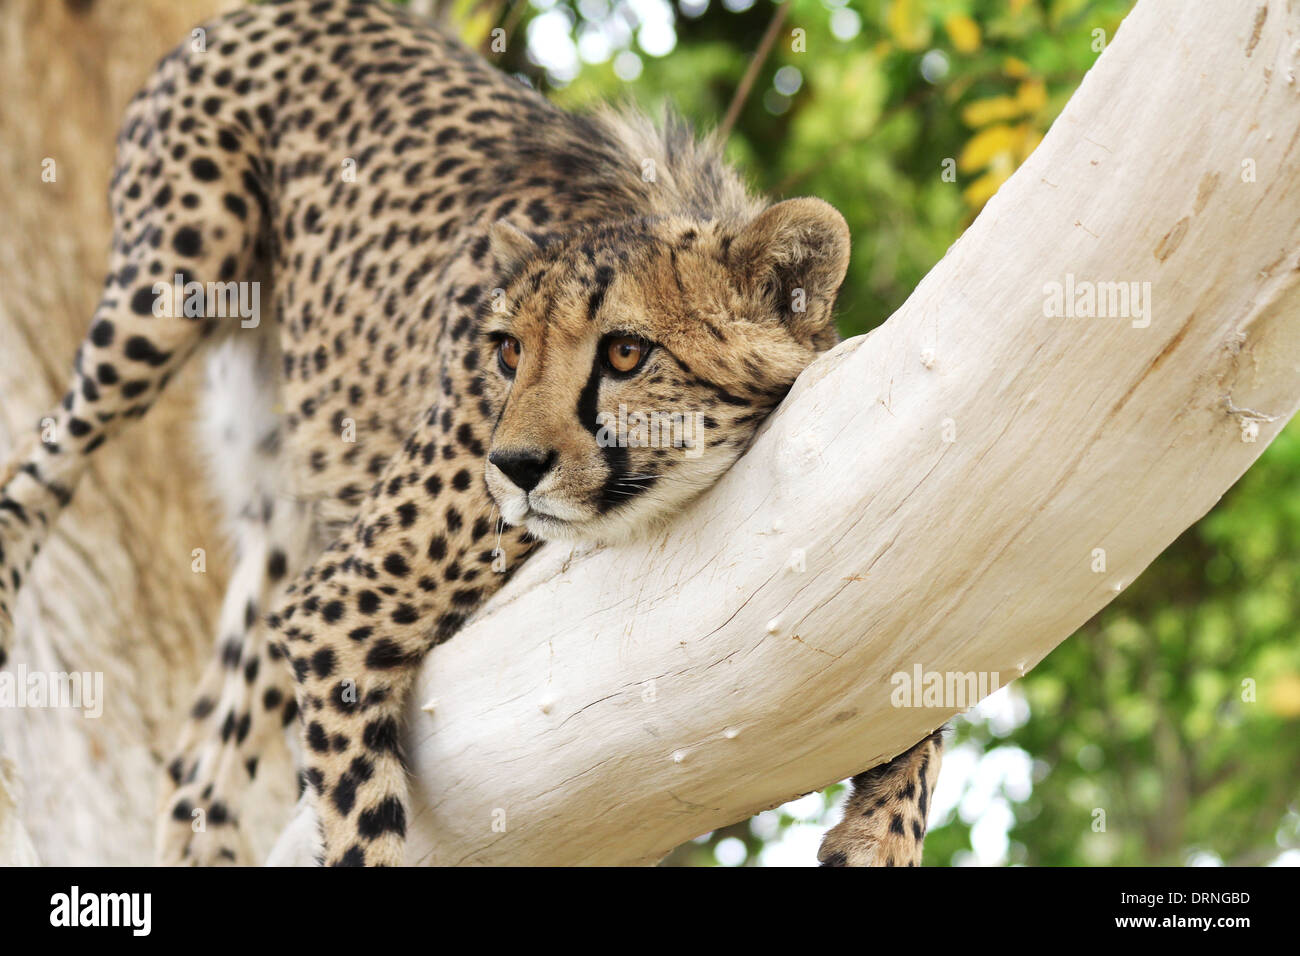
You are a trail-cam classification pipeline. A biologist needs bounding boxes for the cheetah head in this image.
[480,197,850,545]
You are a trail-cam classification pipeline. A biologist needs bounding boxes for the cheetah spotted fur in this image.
[0,0,942,866]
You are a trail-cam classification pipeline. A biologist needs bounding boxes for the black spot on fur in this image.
[357,797,406,840]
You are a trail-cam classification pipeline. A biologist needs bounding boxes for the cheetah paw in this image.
[817,810,926,867]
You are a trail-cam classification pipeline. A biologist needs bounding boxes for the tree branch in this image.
[718,0,790,142]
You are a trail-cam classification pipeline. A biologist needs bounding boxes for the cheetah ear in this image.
[731,197,850,338]
[489,220,539,277]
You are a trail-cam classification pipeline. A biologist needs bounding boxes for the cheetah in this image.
[0,0,941,866]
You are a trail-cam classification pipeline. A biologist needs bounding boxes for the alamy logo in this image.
[151,273,260,327]
[50,886,151,936]
[595,404,706,459]
[1042,273,1151,328]
[890,664,1001,709]
[0,665,102,718]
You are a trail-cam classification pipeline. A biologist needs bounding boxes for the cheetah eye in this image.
[602,335,652,376]
[497,336,522,375]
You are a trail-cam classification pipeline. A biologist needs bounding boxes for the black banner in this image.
[3,866,1281,942]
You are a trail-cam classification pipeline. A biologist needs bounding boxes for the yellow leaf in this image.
[961,94,1022,127]
[962,166,1012,207]
[1010,0,1035,13]
[958,123,1019,172]
[448,0,496,47]
[1016,78,1048,112]
[886,0,931,52]
[1269,672,1300,718]
[1018,128,1044,162]
[944,14,981,54]
[1003,56,1031,78]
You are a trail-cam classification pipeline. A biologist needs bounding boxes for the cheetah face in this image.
[479,198,850,545]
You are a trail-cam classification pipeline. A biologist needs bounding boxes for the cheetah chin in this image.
[0,0,942,867]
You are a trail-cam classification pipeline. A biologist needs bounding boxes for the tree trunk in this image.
[361,0,1296,864]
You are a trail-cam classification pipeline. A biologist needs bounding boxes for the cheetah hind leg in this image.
[0,64,267,667]
[818,728,945,867]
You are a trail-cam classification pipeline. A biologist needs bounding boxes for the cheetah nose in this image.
[489,448,557,494]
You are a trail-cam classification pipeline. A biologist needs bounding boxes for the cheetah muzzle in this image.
[0,0,942,867]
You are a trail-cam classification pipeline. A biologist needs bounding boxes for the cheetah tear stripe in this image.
[0,0,939,867]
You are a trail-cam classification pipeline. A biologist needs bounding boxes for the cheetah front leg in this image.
[270,403,536,866]
[818,728,945,867]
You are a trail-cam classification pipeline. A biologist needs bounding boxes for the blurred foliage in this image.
[392,0,1300,865]
[435,0,1134,338]
[991,422,1300,866]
